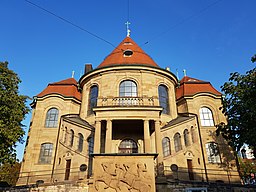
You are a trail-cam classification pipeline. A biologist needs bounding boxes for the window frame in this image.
[70,129,74,147]
[78,133,84,152]
[184,129,190,147]
[174,133,182,152]
[162,137,171,157]
[45,108,59,128]
[205,142,221,163]
[158,85,170,114]
[88,85,98,115]
[87,137,94,155]
[118,139,138,154]
[38,143,53,164]
[199,107,214,126]
[119,80,137,97]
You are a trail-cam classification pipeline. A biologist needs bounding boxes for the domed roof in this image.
[97,36,159,68]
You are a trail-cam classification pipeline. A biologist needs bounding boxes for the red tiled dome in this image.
[37,78,81,101]
[97,36,159,68]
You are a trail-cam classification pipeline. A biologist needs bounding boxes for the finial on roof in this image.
[176,69,180,80]
[183,69,187,77]
[72,70,75,78]
[125,21,131,37]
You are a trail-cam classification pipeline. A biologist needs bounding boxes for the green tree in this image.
[217,55,256,157]
[0,61,30,164]
[0,161,21,186]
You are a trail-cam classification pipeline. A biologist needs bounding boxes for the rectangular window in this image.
[205,142,221,163]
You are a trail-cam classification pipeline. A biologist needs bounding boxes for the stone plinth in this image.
[89,153,158,192]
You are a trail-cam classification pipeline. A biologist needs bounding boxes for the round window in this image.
[80,164,87,172]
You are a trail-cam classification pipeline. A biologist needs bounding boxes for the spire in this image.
[183,69,187,77]
[125,21,131,37]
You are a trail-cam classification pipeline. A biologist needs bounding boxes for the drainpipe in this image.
[51,116,63,182]
[179,112,209,182]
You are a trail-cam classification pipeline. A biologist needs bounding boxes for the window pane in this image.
[199,107,214,126]
[78,133,84,152]
[174,133,182,152]
[162,137,171,157]
[158,85,169,114]
[119,139,138,153]
[45,108,59,128]
[88,86,98,115]
[119,80,137,97]
[39,143,53,164]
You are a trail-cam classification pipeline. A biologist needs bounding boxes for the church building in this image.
[17,35,240,191]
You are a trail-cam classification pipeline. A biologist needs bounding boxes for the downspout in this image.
[179,112,209,182]
[51,116,63,182]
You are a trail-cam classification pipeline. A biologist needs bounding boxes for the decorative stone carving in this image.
[94,162,152,192]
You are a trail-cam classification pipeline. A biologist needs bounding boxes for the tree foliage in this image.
[0,162,21,186]
[217,55,256,157]
[0,61,30,164]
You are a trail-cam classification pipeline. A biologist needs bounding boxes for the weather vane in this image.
[125,21,131,37]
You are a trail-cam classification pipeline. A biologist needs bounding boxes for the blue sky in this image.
[0,0,255,161]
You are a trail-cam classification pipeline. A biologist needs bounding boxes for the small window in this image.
[63,127,67,143]
[158,85,170,114]
[162,137,171,157]
[39,143,53,164]
[88,85,98,115]
[205,142,221,163]
[199,107,214,126]
[119,139,138,153]
[45,108,59,127]
[174,133,182,152]
[119,80,137,97]
[78,133,84,152]
[184,129,190,146]
[70,129,74,147]
[87,137,94,155]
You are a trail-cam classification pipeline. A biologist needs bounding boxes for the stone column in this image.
[144,120,151,153]
[105,119,112,153]
[94,120,101,153]
[155,120,164,175]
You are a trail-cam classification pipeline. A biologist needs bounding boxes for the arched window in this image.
[191,126,196,143]
[119,80,137,97]
[70,129,74,147]
[162,137,171,157]
[39,143,53,164]
[87,137,94,155]
[78,133,84,152]
[63,127,68,143]
[45,108,59,127]
[199,107,214,126]
[174,133,182,152]
[158,85,169,114]
[205,142,221,163]
[184,129,190,146]
[119,139,138,153]
[88,85,98,115]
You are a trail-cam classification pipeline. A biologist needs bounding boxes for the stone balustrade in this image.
[99,96,155,107]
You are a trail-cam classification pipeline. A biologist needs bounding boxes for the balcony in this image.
[99,96,156,107]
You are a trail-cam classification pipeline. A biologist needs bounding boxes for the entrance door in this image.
[187,159,194,180]
[65,159,71,180]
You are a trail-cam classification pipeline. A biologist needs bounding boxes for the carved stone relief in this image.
[94,162,152,192]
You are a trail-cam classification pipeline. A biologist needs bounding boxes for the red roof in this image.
[37,78,81,101]
[176,76,221,100]
[97,36,159,68]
